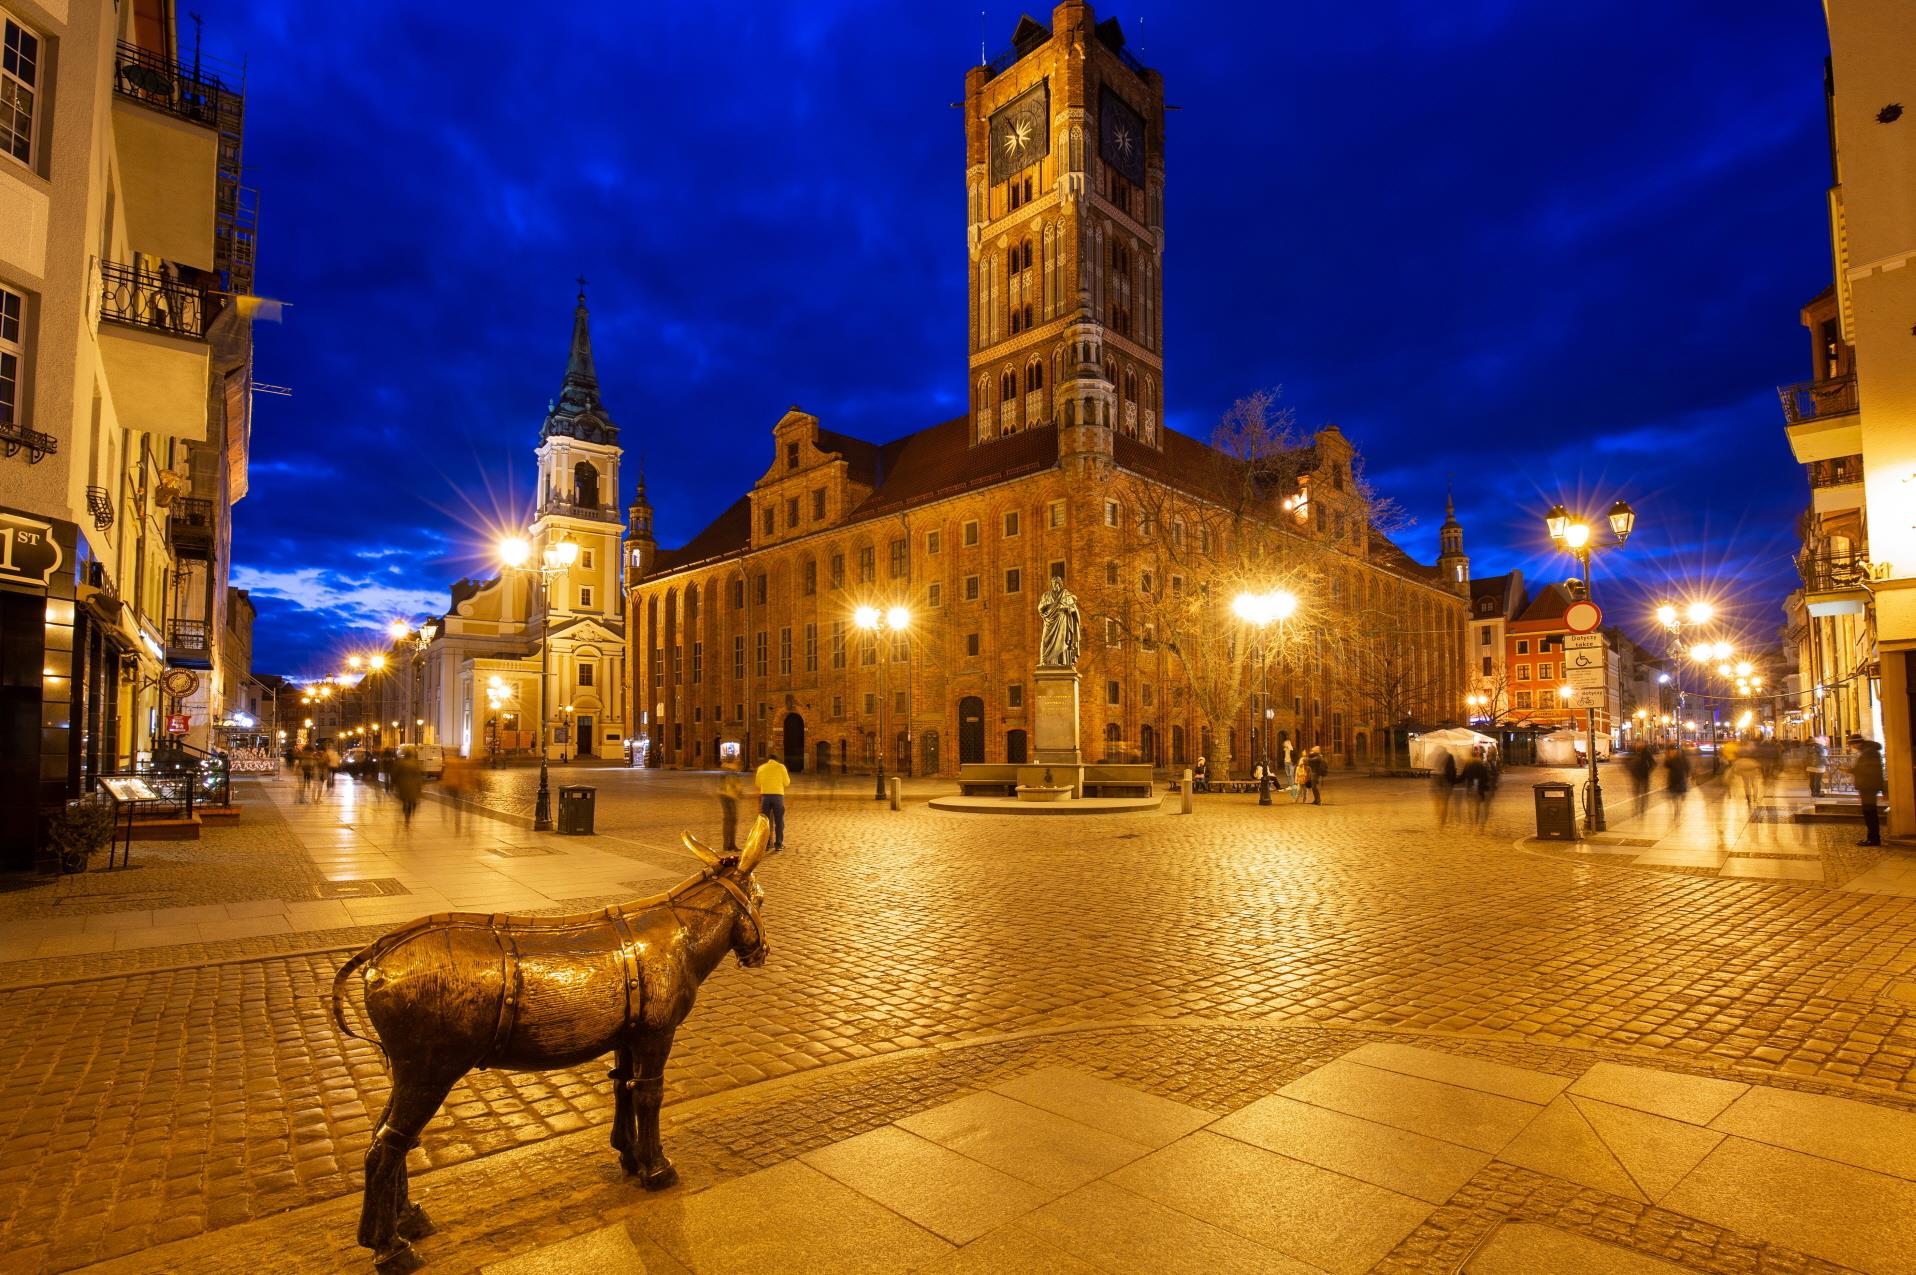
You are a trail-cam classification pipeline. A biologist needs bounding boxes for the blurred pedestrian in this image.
[1306,746,1327,805]
[1432,753,1458,826]
[754,753,789,852]
[1627,745,1654,804]
[1459,754,1495,829]
[1193,755,1210,794]
[392,751,424,827]
[718,759,744,852]
[1664,745,1691,813]
[1806,738,1828,798]
[439,753,470,833]
[1851,734,1885,846]
[1730,745,1762,808]
[323,745,341,790]
[1292,755,1313,804]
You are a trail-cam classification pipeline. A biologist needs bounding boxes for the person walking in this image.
[718,760,744,852]
[1806,737,1828,798]
[1293,755,1314,805]
[1459,753,1495,830]
[391,751,424,828]
[1432,753,1458,827]
[754,753,790,852]
[1627,745,1654,806]
[1664,745,1691,815]
[1730,744,1762,809]
[1851,734,1886,846]
[323,744,341,790]
[439,753,470,833]
[1306,746,1327,805]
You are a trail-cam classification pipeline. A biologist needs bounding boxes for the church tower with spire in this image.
[528,283,627,757]
[1437,485,1469,592]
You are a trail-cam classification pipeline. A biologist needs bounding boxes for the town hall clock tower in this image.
[963,2,1165,476]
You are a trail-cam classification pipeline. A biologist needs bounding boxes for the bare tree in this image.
[1105,389,1364,779]
[1336,603,1452,768]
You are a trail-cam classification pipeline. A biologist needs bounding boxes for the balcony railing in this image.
[1808,455,1864,488]
[1779,373,1858,426]
[1799,551,1869,593]
[100,260,209,339]
[111,42,231,127]
[166,619,210,657]
[540,499,622,524]
[168,497,214,557]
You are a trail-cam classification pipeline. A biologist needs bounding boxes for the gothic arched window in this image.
[1025,359,1044,393]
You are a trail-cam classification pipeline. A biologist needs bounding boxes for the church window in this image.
[573,461,600,508]
[966,633,981,657]
[691,642,702,683]
[889,537,908,578]
[755,631,768,677]
[1103,499,1120,528]
[812,488,826,519]
[831,620,846,669]
[926,529,941,555]
[779,627,792,676]
[786,497,799,528]
[786,442,800,471]
[927,582,942,609]
[1025,360,1044,392]
[578,664,595,687]
[803,559,816,596]
[962,519,979,547]
[579,586,593,608]
[755,574,767,605]
[830,554,845,589]
[1003,510,1020,538]
[733,635,745,680]
[1000,370,1016,401]
[1124,369,1137,402]
[964,574,980,602]
[857,545,875,583]
[1008,683,1023,709]
[732,579,745,609]
[804,623,818,673]
[1047,500,1065,529]
[1005,568,1022,594]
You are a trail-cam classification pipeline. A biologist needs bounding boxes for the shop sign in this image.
[0,509,64,592]
[166,714,191,735]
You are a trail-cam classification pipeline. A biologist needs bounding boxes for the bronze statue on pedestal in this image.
[331,817,773,1271]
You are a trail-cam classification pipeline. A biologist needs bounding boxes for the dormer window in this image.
[786,442,800,471]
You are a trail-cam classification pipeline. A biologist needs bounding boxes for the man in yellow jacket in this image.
[754,754,790,852]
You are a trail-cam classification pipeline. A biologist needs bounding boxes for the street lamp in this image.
[855,604,911,801]
[498,534,579,829]
[389,618,439,742]
[1232,589,1299,805]
[1544,496,1635,833]
[561,704,575,763]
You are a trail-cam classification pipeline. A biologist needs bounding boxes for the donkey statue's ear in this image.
[682,831,723,867]
[736,814,771,875]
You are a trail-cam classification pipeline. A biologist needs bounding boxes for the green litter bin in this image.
[1533,781,1576,841]
[558,785,596,835]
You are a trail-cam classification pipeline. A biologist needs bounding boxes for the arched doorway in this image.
[1139,723,1155,766]
[1006,729,1028,764]
[782,713,805,772]
[958,696,985,764]
[921,729,940,775]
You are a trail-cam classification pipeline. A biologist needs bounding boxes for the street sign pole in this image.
[1586,705,1605,832]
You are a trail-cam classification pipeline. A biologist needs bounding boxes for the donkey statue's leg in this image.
[608,1041,640,1176]
[631,1026,679,1190]
[357,1060,462,1271]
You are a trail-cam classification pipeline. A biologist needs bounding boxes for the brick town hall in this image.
[623,1,1470,778]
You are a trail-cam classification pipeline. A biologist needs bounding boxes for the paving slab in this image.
[1568,1061,1747,1125]
[1211,1091,1489,1204]
[1572,1095,1723,1201]
[800,1125,1054,1245]
[1013,1179,1317,1275]
[987,1066,1215,1147]
[1464,1220,1703,1274]
[1497,1095,1645,1201]
[897,1091,1153,1191]
[1277,1059,1542,1153]
[1341,1041,1570,1104]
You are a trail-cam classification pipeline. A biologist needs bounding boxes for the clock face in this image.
[1100,86,1147,188]
[989,81,1050,185]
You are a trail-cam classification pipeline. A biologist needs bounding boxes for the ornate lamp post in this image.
[1232,589,1299,805]
[388,618,439,742]
[1544,498,1636,832]
[855,604,910,801]
[500,534,579,831]
[1654,601,1715,747]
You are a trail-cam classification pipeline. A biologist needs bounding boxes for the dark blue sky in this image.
[211,1,1831,675]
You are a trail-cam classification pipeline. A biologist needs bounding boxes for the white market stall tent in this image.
[1407,727,1498,771]
[1537,727,1610,766]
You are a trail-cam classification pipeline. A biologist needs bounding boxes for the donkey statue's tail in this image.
[332,924,428,1060]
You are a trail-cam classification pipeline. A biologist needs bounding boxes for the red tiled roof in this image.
[652,496,751,572]
[1515,582,1577,624]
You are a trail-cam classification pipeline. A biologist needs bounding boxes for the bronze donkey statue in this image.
[331,816,772,1271]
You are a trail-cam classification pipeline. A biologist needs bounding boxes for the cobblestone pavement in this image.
[2,769,1915,1271]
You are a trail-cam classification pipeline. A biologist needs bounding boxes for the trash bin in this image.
[1532,781,1576,841]
[557,785,596,835]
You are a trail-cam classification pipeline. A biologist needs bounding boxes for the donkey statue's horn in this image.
[682,831,723,867]
[736,815,771,875]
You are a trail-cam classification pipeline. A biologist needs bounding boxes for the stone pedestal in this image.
[1032,666,1082,765]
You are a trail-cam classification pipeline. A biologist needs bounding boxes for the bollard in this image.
[1181,769,1194,814]
[888,775,902,810]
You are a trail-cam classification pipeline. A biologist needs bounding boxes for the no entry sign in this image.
[1564,600,1602,634]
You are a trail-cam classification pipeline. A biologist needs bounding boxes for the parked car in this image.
[398,743,445,779]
